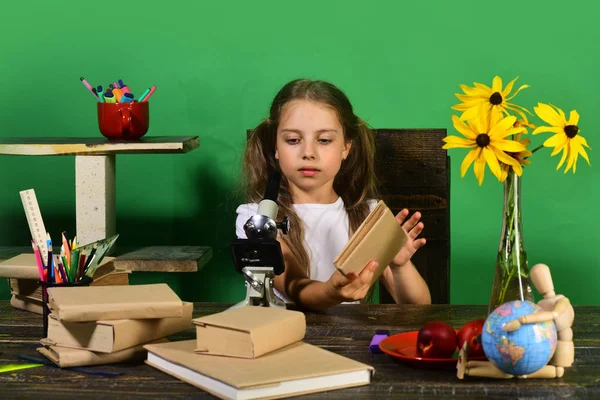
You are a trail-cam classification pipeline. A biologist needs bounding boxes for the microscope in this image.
[230,171,289,309]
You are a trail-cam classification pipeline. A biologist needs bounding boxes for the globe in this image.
[482,300,557,376]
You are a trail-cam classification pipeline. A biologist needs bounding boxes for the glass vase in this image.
[487,167,534,314]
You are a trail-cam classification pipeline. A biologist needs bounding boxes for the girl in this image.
[236,79,431,311]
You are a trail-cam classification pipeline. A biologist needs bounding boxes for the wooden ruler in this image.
[20,189,48,266]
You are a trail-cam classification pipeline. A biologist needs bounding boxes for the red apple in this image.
[457,319,485,358]
[416,321,457,358]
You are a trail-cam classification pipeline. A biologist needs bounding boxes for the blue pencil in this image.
[46,233,54,283]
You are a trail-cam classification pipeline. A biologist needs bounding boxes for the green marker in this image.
[137,87,151,102]
[0,363,43,373]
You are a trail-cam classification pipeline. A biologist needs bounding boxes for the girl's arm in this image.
[273,238,377,312]
[380,261,431,304]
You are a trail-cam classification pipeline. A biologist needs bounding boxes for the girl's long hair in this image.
[242,79,379,301]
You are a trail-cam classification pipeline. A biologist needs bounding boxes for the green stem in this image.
[489,167,533,313]
[531,145,544,154]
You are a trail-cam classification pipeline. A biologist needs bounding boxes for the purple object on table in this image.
[369,329,390,354]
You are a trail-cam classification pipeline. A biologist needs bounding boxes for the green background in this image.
[1,1,598,305]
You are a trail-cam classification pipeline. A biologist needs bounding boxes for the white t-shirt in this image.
[235,197,377,303]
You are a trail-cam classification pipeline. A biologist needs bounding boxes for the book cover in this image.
[48,283,183,322]
[333,200,407,285]
[46,302,193,353]
[144,340,373,400]
[193,306,305,358]
[38,338,167,368]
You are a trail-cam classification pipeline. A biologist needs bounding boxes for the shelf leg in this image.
[75,155,116,249]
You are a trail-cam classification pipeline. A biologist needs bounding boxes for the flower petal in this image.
[505,104,532,123]
[482,147,502,179]
[460,105,483,121]
[549,104,567,121]
[488,116,517,139]
[451,115,477,139]
[578,134,591,149]
[499,166,508,182]
[490,146,523,175]
[565,141,577,173]
[532,126,563,135]
[568,110,580,126]
[474,159,486,185]
[496,127,527,139]
[492,140,528,152]
[460,148,480,177]
[442,135,476,149]
[574,136,591,165]
[543,133,568,149]
[556,145,569,171]
[501,76,518,98]
[505,84,530,101]
[550,141,567,156]
[474,82,492,93]
[492,76,502,93]
[534,103,564,127]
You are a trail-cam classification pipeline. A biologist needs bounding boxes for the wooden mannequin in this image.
[456,343,565,379]
[457,263,574,379]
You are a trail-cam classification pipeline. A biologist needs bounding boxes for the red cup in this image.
[97,101,149,140]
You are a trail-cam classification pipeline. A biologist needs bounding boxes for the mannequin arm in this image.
[503,311,557,332]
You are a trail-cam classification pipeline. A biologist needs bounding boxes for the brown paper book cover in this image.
[333,200,407,285]
[0,254,115,280]
[45,302,193,353]
[10,294,43,314]
[144,340,373,400]
[48,283,183,322]
[8,277,41,297]
[8,269,129,303]
[193,306,305,359]
[89,268,130,286]
[38,338,167,368]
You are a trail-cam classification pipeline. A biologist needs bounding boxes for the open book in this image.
[145,340,373,400]
[333,200,408,285]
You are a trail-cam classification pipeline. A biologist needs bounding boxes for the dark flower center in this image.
[489,92,503,105]
[476,133,490,147]
[564,125,579,138]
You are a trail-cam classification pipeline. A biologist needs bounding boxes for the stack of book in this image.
[36,283,192,368]
[1,254,130,314]
[144,306,374,399]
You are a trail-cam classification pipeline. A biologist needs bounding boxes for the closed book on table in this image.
[144,339,374,400]
[193,306,305,359]
[38,338,167,368]
[10,294,43,314]
[45,302,193,353]
[333,200,407,285]
[48,283,183,322]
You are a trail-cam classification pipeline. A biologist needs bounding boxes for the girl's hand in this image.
[325,261,379,302]
[391,209,426,267]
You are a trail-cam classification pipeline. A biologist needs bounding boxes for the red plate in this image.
[378,330,487,369]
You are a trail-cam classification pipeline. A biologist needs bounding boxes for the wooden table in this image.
[1,302,598,399]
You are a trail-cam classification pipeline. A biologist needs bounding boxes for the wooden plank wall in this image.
[374,129,449,304]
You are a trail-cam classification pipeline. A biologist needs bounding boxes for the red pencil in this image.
[31,240,45,282]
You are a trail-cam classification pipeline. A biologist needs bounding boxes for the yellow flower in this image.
[532,103,591,173]
[514,119,537,133]
[443,114,527,185]
[452,76,532,125]
[499,132,532,182]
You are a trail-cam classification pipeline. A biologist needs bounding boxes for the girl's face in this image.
[275,100,351,203]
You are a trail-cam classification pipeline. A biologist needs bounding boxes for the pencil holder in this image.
[40,278,93,338]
